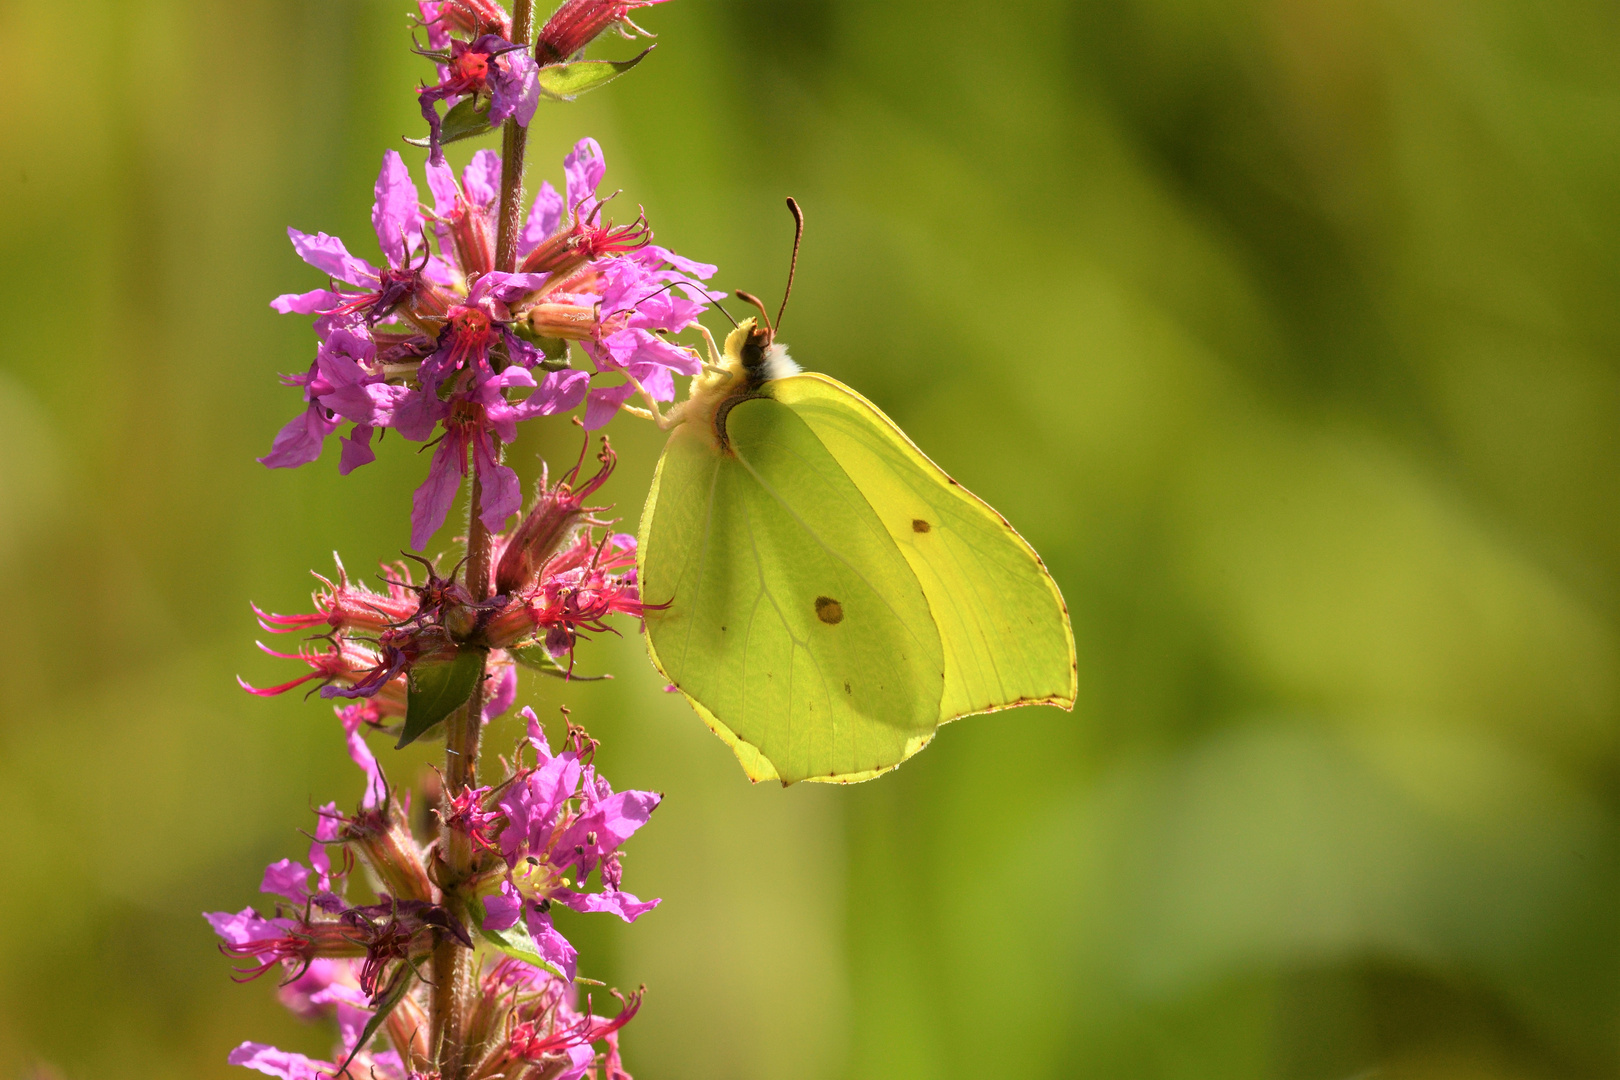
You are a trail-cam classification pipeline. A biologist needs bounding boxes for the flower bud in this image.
[535,0,666,65]
[524,302,598,341]
[344,808,435,903]
[518,209,652,280]
[422,0,512,40]
[230,920,369,968]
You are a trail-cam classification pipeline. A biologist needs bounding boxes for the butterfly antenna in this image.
[735,289,773,332]
[776,196,804,333]
[628,278,738,327]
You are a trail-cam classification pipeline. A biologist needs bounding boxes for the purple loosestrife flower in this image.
[423,148,503,278]
[258,329,411,473]
[211,725,649,1076]
[467,959,641,1080]
[506,988,642,1078]
[251,555,421,637]
[515,139,717,428]
[263,140,714,546]
[245,441,641,731]
[206,900,368,985]
[418,34,539,166]
[404,348,580,549]
[463,436,646,667]
[484,527,643,665]
[243,555,522,740]
[207,761,463,998]
[263,152,452,472]
[482,709,660,981]
[576,251,713,428]
[271,151,455,336]
[492,438,617,594]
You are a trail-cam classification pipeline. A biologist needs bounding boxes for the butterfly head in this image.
[727,197,806,391]
[732,308,776,374]
[727,306,800,392]
[666,200,805,448]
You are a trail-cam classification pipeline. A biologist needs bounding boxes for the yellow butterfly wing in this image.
[770,374,1078,728]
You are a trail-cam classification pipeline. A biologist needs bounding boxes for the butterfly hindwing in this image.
[640,394,946,784]
[770,374,1078,722]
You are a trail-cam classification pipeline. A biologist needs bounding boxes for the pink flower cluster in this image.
[208,706,654,1078]
[415,0,669,165]
[228,0,680,1074]
[263,136,714,550]
[243,438,638,738]
[483,710,661,980]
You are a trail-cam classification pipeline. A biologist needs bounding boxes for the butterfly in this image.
[634,199,1076,784]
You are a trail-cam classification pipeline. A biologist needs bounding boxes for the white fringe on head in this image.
[762,343,801,382]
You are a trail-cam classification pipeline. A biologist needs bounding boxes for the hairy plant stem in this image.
[433,1,535,1072]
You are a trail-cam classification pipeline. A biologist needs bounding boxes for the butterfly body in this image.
[665,318,800,451]
[638,316,1077,785]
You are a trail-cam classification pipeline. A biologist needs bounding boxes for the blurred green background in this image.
[4,0,1620,1076]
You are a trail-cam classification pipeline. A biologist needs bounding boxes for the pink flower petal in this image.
[259,858,311,904]
[564,137,606,219]
[258,406,337,469]
[425,158,461,219]
[583,382,637,430]
[337,425,376,476]
[482,880,524,931]
[482,662,518,723]
[463,149,503,210]
[523,904,579,982]
[474,435,523,535]
[520,180,564,257]
[372,150,424,266]
[270,288,342,315]
[226,1042,331,1080]
[287,228,380,287]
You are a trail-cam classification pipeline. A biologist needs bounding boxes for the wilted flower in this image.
[535,0,670,65]
[417,34,539,166]
[418,0,512,48]
[494,437,618,594]
[242,555,523,736]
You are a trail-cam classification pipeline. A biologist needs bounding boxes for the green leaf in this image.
[332,963,417,1077]
[510,644,611,681]
[404,95,496,149]
[398,647,487,749]
[536,45,655,101]
[476,894,567,979]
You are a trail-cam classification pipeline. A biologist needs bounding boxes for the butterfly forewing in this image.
[771,374,1078,721]
[640,395,945,783]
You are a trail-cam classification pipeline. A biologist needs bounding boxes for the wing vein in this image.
[733,436,938,664]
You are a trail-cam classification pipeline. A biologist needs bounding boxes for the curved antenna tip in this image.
[777,198,805,332]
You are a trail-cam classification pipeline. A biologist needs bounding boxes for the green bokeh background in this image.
[4,0,1620,1076]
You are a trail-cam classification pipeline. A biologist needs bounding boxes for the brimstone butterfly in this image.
[635,200,1076,784]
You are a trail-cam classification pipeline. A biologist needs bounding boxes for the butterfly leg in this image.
[695,324,729,378]
[621,373,676,430]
